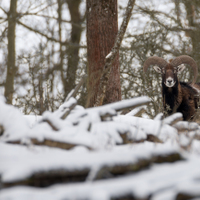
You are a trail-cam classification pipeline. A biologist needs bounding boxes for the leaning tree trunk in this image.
[86,0,121,107]
[5,0,17,104]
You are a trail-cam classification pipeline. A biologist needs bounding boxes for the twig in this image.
[17,20,86,48]
[42,119,59,131]
[65,74,88,101]
[61,102,77,120]
[60,75,87,120]
[94,0,136,107]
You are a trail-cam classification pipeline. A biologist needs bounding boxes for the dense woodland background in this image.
[0,0,200,118]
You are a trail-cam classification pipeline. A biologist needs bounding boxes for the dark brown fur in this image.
[163,81,199,120]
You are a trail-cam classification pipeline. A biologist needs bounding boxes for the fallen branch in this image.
[109,96,151,112]
[61,101,77,120]
[120,132,163,144]
[3,168,90,188]
[94,0,136,107]
[8,138,92,151]
[91,96,151,120]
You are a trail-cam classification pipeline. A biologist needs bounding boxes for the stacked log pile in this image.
[1,96,200,200]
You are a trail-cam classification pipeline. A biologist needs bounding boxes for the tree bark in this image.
[5,0,17,104]
[86,0,121,107]
[57,0,65,93]
[64,0,82,99]
[183,0,200,81]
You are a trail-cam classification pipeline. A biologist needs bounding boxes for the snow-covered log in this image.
[0,142,181,189]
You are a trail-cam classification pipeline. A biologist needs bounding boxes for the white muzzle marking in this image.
[165,77,175,87]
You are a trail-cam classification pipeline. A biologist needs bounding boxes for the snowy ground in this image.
[1,96,200,200]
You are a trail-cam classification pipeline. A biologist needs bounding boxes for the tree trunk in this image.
[64,0,82,99]
[183,0,200,81]
[5,0,17,104]
[57,0,65,93]
[86,0,121,107]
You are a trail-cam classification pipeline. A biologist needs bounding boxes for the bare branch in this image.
[60,102,77,120]
[65,74,88,101]
[0,6,8,15]
[17,20,61,43]
[17,20,86,49]
[60,75,88,120]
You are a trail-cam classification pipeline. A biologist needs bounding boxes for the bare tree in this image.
[63,0,84,100]
[4,0,17,104]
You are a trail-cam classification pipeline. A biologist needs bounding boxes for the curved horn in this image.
[143,56,168,73]
[170,55,198,85]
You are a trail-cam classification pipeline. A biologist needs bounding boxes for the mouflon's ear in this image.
[153,66,162,74]
[177,65,185,74]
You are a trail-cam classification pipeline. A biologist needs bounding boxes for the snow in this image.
[0,141,178,183]
[0,96,152,149]
[106,52,113,59]
[1,153,200,200]
[1,94,200,199]
[114,115,178,142]
[24,115,42,128]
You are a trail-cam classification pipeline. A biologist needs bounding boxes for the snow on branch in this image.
[163,113,183,125]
